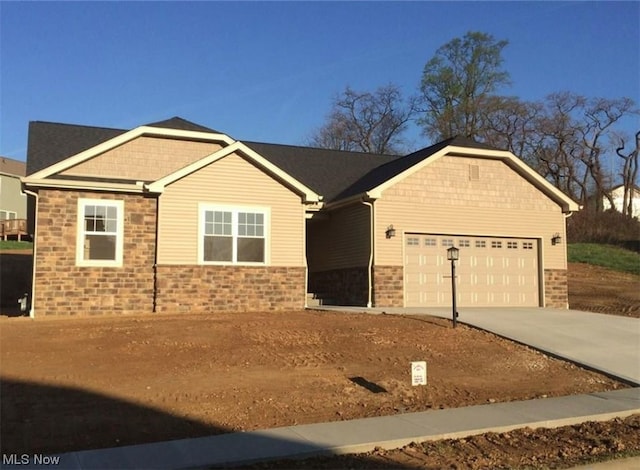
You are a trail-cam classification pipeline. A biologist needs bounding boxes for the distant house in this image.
[0,157,27,239]
[603,185,640,219]
[22,117,579,316]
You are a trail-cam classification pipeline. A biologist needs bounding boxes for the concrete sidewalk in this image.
[316,306,640,386]
[11,388,638,469]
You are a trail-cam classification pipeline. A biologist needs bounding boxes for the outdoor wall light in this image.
[551,233,562,245]
[385,225,396,239]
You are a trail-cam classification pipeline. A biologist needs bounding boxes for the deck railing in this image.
[1,219,28,241]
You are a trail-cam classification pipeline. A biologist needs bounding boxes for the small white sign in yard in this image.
[411,361,427,386]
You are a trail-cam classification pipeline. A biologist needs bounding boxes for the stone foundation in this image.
[372,265,404,307]
[544,269,569,309]
[308,267,369,306]
[155,265,305,312]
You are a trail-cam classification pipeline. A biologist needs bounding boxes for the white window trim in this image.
[198,203,270,265]
[76,199,124,267]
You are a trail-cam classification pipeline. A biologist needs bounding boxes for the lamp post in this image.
[447,246,460,328]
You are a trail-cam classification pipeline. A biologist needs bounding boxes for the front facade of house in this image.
[22,118,579,316]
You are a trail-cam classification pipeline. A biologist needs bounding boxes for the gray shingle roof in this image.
[26,118,499,202]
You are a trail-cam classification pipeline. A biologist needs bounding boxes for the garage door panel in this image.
[404,234,539,307]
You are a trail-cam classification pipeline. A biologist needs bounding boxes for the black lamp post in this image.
[447,246,460,328]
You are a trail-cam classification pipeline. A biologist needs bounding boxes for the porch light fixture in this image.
[446,246,460,328]
[551,233,562,245]
[385,225,396,239]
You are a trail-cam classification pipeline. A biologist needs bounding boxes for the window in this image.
[76,199,124,267]
[0,210,17,220]
[406,237,419,246]
[507,241,518,249]
[424,238,437,246]
[442,239,454,247]
[459,239,470,247]
[201,206,268,264]
[491,240,502,249]
[475,240,486,248]
[523,242,534,250]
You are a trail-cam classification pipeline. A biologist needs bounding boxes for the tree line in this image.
[309,32,639,218]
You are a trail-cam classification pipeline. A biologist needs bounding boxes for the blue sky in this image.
[1,1,638,162]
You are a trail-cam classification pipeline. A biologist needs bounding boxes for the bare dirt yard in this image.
[568,262,640,318]
[0,310,630,460]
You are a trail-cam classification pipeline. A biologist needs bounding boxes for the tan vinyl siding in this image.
[60,137,223,181]
[307,203,370,272]
[158,152,304,266]
[375,156,567,270]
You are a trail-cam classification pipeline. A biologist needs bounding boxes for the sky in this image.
[1,1,638,162]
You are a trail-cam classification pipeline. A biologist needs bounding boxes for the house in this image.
[22,117,579,317]
[0,156,28,239]
[603,184,640,219]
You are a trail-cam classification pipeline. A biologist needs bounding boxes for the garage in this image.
[404,234,540,307]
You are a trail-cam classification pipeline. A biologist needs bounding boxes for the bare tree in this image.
[310,84,418,155]
[616,131,640,217]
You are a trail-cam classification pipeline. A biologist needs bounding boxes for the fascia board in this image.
[28,126,235,180]
[22,177,145,193]
[147,141,322,203]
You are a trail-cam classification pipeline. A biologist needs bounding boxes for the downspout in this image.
[361,200,374,308]
[153,195,160,313]
[22,187,38,318]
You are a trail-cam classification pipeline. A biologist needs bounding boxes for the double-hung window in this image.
[76,199,124,267]
[201,205,268,264]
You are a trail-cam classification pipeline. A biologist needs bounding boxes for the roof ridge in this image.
[30,120,127,132]
[243,140,397,159]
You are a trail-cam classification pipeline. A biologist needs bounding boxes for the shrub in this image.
[567,209,640,251]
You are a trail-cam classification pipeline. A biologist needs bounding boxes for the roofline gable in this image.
[146,141,322,203]
[28,126,236,179]
[364,145,580,213]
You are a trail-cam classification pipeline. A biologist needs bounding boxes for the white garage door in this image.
[405,234,540,307]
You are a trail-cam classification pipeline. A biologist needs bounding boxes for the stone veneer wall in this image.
[372,265,404,307]
[34,189,157,315]
[155,266,305,312]
[308,267,369,306]
[544,269,568,309]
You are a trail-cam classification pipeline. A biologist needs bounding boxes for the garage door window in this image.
[491,241,502,248]
[507,241,518,249]
[475,240,486,248]
[523,242,534,250]
[442,239,454,247]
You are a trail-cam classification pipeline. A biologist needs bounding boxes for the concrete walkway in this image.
[316,306,640,386]
[16,388,640,469]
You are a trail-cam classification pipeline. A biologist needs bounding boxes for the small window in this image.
[507,241,518,249]
[424,238,437,246]
[442,239,454,247]
[406,237,419,246]
[459,239,470,248]
[0,210,17,220]
[76,199,124,267]
[523,242,534,250]
[491,241,502,249]
[475,240,486,248]
[201,206,268,264]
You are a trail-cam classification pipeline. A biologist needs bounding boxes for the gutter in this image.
[21,187,38,318]
[361,199,374,308]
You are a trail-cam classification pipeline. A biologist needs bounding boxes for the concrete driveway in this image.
[314,306,640,386]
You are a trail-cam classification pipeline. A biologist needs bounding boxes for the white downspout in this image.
[22,188,38,318]
[362,200,374,308]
